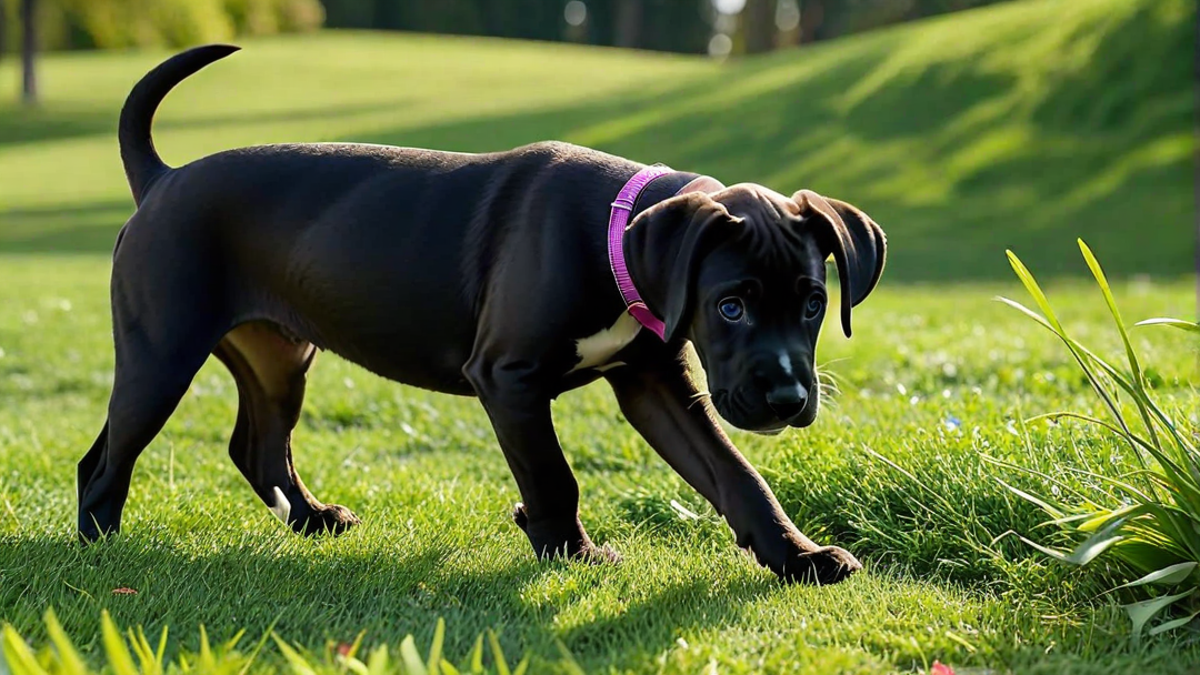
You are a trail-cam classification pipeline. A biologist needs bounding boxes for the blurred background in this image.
[0,0,1194,283]
[0,1,1030,56]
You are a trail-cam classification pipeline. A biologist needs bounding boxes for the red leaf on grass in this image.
[931,662,955,675]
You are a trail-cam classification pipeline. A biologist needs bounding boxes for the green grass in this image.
[0,0,1197,671]
[1,260,1197,674]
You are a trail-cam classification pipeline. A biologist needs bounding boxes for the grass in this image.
[2,262,1197,673]
[0,0,1197,672]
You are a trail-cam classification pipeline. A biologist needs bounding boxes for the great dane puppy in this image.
[77,45,885,584]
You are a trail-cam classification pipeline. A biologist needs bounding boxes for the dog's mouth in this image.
[712,385,818,434]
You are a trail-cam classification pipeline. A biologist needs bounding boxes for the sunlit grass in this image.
[993,242,1200,638]
[1,255,1196,673]
[0,0,1196,671]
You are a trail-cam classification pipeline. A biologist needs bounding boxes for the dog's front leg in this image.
[467,361,616,562]
[606,355,861,584]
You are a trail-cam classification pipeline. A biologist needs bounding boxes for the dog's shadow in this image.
[0,533,775,670]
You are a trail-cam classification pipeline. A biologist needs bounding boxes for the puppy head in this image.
[626,184,886,433]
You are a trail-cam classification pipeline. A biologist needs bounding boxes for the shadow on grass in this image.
[0,106,115,147]
[0,533,774,671]
[0,98,416,148]
[0,200,132,254]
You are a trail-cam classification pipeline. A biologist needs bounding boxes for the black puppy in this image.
[78,45,885,585]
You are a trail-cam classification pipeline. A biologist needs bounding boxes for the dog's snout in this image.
[765,384,808,420]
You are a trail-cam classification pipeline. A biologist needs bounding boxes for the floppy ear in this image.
[624,192,741,342]
[792,189,886,338]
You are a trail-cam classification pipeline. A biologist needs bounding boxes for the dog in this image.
[77,45,885,585]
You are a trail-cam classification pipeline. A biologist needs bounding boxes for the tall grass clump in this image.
[995,239,1200,638]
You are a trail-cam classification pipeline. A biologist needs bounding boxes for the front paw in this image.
[779,545,862,585]
[291,503,361,536]
[512,502,620,563]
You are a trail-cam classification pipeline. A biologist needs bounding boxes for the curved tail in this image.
[119,44,240,205]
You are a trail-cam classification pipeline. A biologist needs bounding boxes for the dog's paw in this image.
[511,502,619,563]
[292,503,361,536]
[779,545,862,585]
[574,542,622,564]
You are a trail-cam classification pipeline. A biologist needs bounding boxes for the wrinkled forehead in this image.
[709,183,798,218]
[703,184,827,284]
[701,237,827,287]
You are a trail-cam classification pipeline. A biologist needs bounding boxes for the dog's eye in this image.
[804,295,825,320]
[718,297,744,322]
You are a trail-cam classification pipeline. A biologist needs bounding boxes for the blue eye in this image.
[805,294,825,320]
[718,297,744,322]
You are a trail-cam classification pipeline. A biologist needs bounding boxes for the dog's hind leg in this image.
[78,306,223,541]
[214,321,359,536]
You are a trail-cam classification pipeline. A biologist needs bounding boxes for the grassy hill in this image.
[0,0,1193,281]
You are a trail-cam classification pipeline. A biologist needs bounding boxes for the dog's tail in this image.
[119,44,240,205]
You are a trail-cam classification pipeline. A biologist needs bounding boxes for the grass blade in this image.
[272,635,317,675]
[366,645,389,675]
[995,477,1066,520]
[399,635,427,675]
[1125,589,1196,639]
[1,624,50,675]
[1135,318,1200,335]
[555,641,588,675]
[426,618,445,674]
[1116,561,1198,590]
[468,635,483,674]
[43,609,86,675]
[487,631,511,675]
[100,611,138,675]
[1147,610,1200,636]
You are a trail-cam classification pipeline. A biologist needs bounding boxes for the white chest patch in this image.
[570,311,641,373]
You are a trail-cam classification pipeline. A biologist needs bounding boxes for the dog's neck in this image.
[619,170,724,339]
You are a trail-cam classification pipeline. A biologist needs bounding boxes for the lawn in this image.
[0,0,1197,672]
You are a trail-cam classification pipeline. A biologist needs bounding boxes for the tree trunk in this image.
[799,0,825,44]
[743,0,776,54]
[0,0,7,64]
[21,0,37,105]
[615,0,641,49]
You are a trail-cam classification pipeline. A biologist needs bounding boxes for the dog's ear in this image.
[792,189,886,338]
[626,192,742,342]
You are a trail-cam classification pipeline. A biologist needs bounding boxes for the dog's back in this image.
[114,47,641,388]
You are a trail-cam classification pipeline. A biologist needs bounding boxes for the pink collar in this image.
[609,166,725,340]
[608,165,676,340]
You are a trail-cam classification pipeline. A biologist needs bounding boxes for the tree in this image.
[799,0,826,44]
[743,0,776,54]
[0,0,7,64]
[21,0,37,105]
[614,0,641,48]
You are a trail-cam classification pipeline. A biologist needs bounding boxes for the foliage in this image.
[995,240,1200,638]
[0,0,323,52]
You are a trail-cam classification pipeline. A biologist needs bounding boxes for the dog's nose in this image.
[765,384,808,420]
